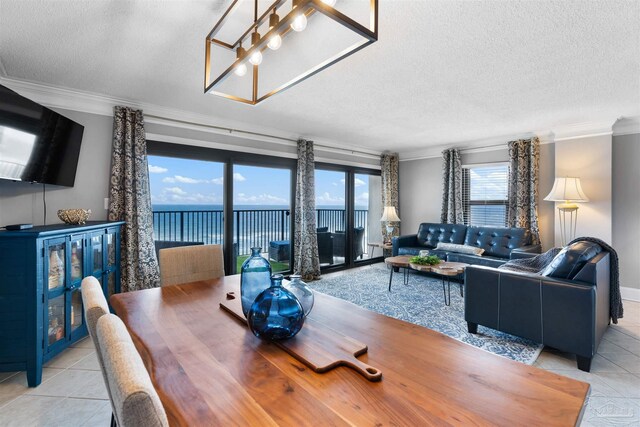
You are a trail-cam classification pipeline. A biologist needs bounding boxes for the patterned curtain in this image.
[440,148,463,224]
[107,106,160,292]
[507,137,541,246]
[381,153,400,242]
[293,139,321,281]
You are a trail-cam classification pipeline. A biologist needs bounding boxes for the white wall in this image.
[612,133,640,292]
[553,135,612,245]
[399,144,556,250]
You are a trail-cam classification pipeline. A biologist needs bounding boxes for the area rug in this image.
[311,263,543,365]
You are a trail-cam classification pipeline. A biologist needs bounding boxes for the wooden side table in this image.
[368,242,393,258]
[384,255,412,291]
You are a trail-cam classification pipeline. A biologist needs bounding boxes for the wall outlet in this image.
[104,198,109,210]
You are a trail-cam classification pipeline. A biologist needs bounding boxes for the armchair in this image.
[332,227,366,260]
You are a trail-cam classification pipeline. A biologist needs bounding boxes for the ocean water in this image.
[152,204,368,255]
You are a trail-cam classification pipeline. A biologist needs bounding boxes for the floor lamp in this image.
[544,177,589,246]
[380,206,401,244]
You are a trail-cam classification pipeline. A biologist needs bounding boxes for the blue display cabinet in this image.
[0,221,124,386]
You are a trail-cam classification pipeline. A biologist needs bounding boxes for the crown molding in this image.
[0,75,382,160]
[552,118,616,142]
[613,116,640,136]
[399,117,625,161]
[399,132,554,162]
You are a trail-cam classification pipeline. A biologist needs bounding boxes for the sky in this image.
[147,155,370,207]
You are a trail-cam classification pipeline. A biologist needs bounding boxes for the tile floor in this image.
[1,295,639,426]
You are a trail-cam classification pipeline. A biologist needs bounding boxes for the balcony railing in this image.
[153,208,369,256]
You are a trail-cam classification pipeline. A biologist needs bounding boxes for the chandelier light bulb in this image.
[322,0,337,6]
[291,13,307,32]
[249,50,263,65]
[234,63,247,76]
[267,34,282,50]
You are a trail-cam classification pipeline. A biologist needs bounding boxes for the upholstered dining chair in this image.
[80,276,115,425]
[159,244,225,286]
[96,314,169,427]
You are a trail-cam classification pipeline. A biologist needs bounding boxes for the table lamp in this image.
[380,206,401,244]
[544,177,589,246]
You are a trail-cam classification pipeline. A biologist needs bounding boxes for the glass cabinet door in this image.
[106,233,116,268]
[70,237,83,283]
[91,235,103,273]
[70,289,84,334]
[47,243,66,291]
[47,294,65,346]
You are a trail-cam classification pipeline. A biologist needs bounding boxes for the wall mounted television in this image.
[0,84,84,187]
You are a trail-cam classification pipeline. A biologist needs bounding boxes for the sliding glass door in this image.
[147,155,225,247]
[232,165,292,274]
[315,169,347,267]
[354,173,383,262]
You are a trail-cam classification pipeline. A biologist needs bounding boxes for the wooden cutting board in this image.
[220,292,382,382]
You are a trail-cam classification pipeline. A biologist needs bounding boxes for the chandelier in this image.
[204,0,378,105]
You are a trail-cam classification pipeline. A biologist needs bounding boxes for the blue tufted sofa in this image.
[392,223,541,268]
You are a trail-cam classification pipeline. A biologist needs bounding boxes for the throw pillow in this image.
[435,242,484,256]
[541,241,602,279]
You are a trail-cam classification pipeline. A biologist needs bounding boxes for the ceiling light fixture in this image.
[204,0,379,105]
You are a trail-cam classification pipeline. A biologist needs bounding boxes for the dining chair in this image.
[159,244,224,286]
[80,276,115,425]
[96,313,169,427]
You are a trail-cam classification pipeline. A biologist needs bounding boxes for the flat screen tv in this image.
[0,84,84,187]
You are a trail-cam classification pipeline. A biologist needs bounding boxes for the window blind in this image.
[462,163,509,227]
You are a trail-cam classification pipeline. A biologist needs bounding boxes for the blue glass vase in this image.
[240,247,272,318]
[283,275,314,318]
[247,274,305,341]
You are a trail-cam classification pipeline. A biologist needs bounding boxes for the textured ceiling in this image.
[0,0,639,154]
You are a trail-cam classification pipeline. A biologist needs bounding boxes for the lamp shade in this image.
[380,206,401,222]
[544,177,589,202]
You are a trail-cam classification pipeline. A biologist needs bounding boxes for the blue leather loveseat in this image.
[392,223,541,268]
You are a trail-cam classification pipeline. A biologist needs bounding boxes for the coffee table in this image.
[409,261,468,306]
[384,255,411,291]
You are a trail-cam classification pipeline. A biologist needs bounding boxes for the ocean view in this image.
[152,204,369,256]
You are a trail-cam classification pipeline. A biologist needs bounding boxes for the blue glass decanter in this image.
[283,275,314,318]
[240,247,272,318]
[247,274,305,341]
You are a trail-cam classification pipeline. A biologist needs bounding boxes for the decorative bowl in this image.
[57,209,91,225]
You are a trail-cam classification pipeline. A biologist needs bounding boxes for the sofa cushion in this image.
[463,226,530,258]
[416,223,467,248]
[436,242,484,256]
[447,253,507,268]
[541,241,602,279]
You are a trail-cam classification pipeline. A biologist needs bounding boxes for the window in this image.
[462,163,509,227]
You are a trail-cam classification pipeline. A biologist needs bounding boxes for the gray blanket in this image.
[499,237,623,324]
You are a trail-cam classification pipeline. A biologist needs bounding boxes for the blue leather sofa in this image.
[392,223,541,268]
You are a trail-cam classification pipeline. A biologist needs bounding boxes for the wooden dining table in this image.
[110,275,589,426]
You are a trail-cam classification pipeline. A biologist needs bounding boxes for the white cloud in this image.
[235,192,287,205]
[339,178,366,187]
[164,187,187,196]
[148,165,168,174]
[233,173,246,182]
[317,192,345,204]
[162,175,208,184]
[357,192,369,202]
[211,177,224,185]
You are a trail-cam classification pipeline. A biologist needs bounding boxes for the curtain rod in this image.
[144,114,381,159]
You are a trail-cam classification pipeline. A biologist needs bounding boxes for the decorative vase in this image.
[240,247,272,318]
[283,275,314,318]
[247,274,305,341]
